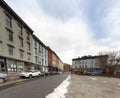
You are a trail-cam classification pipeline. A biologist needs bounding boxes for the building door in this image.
[0,62,6,72]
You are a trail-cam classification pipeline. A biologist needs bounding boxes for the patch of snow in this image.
[45,75,71,98]
[91,78,97,81]
[88,77,97,81]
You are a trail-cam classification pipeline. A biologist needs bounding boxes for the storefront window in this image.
[17,62,24,72]
[7,59,17,72]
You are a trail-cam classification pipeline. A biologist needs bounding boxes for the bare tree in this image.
[98,55,108,70]
[98,51,119,76]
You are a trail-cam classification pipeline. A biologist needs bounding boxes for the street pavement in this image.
[65,74,120,98]
[0,73,69,98]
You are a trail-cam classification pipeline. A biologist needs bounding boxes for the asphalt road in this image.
[0,73,69,98]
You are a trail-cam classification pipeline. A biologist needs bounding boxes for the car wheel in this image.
[0,78,5,83]
[38,74,41,77]
[29,75,32,78]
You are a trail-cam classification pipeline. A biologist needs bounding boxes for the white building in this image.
[33,35,48,73]
[72,55,108,72]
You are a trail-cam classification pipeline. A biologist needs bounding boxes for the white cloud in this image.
[4,0,120,64]
[103,0,120,38]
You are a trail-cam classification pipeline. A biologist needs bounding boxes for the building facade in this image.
[64,63,70,72]
[0,0,64,76]
[0,0,34,75]
[72,55,108,73]
[47,47,64,72]
[33,35,48,73]
[58,60,64,72]
[47,47,53,72]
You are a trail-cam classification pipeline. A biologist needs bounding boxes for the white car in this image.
[0,73,9,83]
[19,70,42,78]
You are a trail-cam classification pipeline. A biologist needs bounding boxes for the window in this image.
[7,60,17,72]
[18,64,24,72]
[27,42,30,51]
[35,56,38,64]
[8,45,14,56]
[5,14,12,28]
[19,37,23,47]
[35,48,37,55]
[20,50,24,59]
[0,42,2,53]
[7,30,13,42]
[35,40,37,47]
[26,32,30,41]
[18,25,22,36]
[27,54,30,60]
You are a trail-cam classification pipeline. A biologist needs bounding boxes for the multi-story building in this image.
[47,47,53,72]
[72,55,108,72]
[52,51,59,72]
[64,63,70,72]
[47,47,63,72]
[58,60,64,72]
[0,0,64,76]
[0,0,34,75]
[33,35,48,73]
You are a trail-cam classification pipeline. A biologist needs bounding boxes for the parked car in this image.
[0,73,9,83]
[19,70,42,78]
[87,71,102,75]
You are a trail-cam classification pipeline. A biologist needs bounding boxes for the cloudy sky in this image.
[4,0,120,64]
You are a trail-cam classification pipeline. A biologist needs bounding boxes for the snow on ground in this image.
[88,77,98,81]
[45,75,71,98]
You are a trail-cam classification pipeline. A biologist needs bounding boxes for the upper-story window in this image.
[19,50,24,59]
[8,45,14,56]
[35,48,37,55]
[35,40,37,47]
[26,32,30,42]
[7,29,13,42]
[18,24,22,36]
[35,56,38,64]
[5,14,12,28]
[39,45,41,52]
[27,42,30,51]
[19,37,23,48]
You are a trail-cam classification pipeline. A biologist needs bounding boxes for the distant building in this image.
[47,47,64,72]
[32,35,48,73]
[64,63,70,72]
[72,55,108,72]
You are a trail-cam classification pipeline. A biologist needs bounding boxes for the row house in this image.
[33,35,48,73]
[58,60,64,72]
[72,55,108,72]
[0,0,34,75]
[47,47,64,72]
[0,0,64,76]
[64,63,70,72]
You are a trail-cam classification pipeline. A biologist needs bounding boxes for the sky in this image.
[4,0,120,64]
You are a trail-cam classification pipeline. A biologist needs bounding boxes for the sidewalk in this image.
[0,75,24,87]
[66,74,120,98]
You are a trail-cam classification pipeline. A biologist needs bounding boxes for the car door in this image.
[32,70,39,76]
